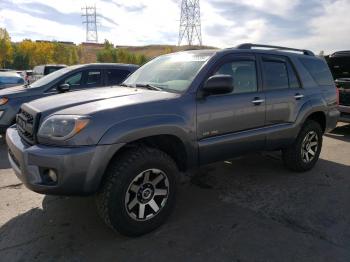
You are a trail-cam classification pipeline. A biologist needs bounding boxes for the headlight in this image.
[38,115,90,140]
[0,97,8,105]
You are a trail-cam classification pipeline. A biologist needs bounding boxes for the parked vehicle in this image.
[0,63,139,133]
[0,72,24,90]
[326,51,350,122]
[32,64,67,82]
[6,44,339,236]
[24,70,34,85]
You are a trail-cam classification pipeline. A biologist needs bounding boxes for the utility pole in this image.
[178,0,202,46]
[81,6,99,43]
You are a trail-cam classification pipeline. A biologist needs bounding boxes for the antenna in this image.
[81,5,99,43]
[178,0,202,46]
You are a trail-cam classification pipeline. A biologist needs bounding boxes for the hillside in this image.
[80,43,217,63]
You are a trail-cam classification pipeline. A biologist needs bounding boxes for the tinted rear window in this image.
[263,61,289,90]
[106,69,131,85]
[300,58,334,86]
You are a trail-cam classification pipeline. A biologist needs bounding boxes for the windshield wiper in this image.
[119,83,134,87]
[135,83,163,91]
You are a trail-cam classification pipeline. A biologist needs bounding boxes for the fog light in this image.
[41,168,58,185]
[48,169,58,183]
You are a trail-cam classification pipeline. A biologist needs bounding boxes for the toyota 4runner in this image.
[6,44,339,236]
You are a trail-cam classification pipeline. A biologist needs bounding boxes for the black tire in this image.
[96,146,178,236]
[282,120,323,172]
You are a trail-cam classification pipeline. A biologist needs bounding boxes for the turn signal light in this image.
[0,97,8,105]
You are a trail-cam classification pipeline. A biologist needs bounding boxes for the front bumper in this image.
[338,105,350,123]
[6,127,124,195]
[0,105,18,133]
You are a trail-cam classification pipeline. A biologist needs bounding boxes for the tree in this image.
[97,39,149,65]
[97,39,118,63]
[0,28,13,68]
[12,44,30,70]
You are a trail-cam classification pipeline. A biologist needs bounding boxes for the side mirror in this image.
[202,74,234,96]
[57,83,70,93]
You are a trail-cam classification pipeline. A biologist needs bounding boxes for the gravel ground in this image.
[0,123,349,262]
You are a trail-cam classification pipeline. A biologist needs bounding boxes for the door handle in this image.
[294,93,304,100]
[251,97,265,105]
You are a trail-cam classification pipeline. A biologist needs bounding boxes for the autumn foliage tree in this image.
[97,40,148,65]
[1,29,150,70]
[0,28,13,68]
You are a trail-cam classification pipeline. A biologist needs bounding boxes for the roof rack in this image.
[236,43,315,56]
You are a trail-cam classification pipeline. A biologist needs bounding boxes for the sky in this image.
[0,0,349,54]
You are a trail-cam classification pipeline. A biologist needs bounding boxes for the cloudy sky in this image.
[0,0,349,54]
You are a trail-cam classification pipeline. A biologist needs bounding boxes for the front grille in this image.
[16,108,38,144]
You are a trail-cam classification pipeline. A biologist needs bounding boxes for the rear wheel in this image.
[96,146,178,236]
[282,120,323,172]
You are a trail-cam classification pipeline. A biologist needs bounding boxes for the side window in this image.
[85,70,102,86]
[214,61,257,94]
[64,72,83,87]
[106,69,131,85]
[300,58,334,86]
[262,61,289,90]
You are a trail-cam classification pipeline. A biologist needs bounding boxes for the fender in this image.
[98,114,198,168]
[296,96,327,130]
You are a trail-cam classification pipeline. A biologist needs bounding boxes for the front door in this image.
[197,55,266,164]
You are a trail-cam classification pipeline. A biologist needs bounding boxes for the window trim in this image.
[200,54,260,97]
[259,54,302,91]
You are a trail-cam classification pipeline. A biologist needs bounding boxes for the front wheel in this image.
[282,120,323,172]
[96,146,178,236]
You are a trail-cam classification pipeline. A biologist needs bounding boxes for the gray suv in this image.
[6,44,339,236]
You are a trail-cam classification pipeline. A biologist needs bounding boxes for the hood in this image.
[0,85,35,97]
[26,86,179,115]
[0,83,22,90]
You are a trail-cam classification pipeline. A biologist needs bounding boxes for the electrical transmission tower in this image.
[81,6,99,43]
[178,0,202,46]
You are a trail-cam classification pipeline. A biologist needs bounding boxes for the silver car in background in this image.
[0,72,24,90]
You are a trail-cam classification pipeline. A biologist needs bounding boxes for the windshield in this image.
[0,76,24,85]
[123,52,212,92]
[29,66,79,88]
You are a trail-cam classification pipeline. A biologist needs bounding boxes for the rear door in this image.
[197,54,266,164]
[258,54,305,147]
[259,55,305,124]
[83,69,103,89]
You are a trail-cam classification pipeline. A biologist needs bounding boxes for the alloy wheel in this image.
[301,131,319,163]
[125,168,169,221]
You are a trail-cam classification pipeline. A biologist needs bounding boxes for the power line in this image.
[178,0,202,46]
[81,6,99,43]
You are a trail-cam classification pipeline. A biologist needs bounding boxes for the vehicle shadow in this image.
[1,153,350,261]
[325,123,350,142]
[0,135,10,169]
